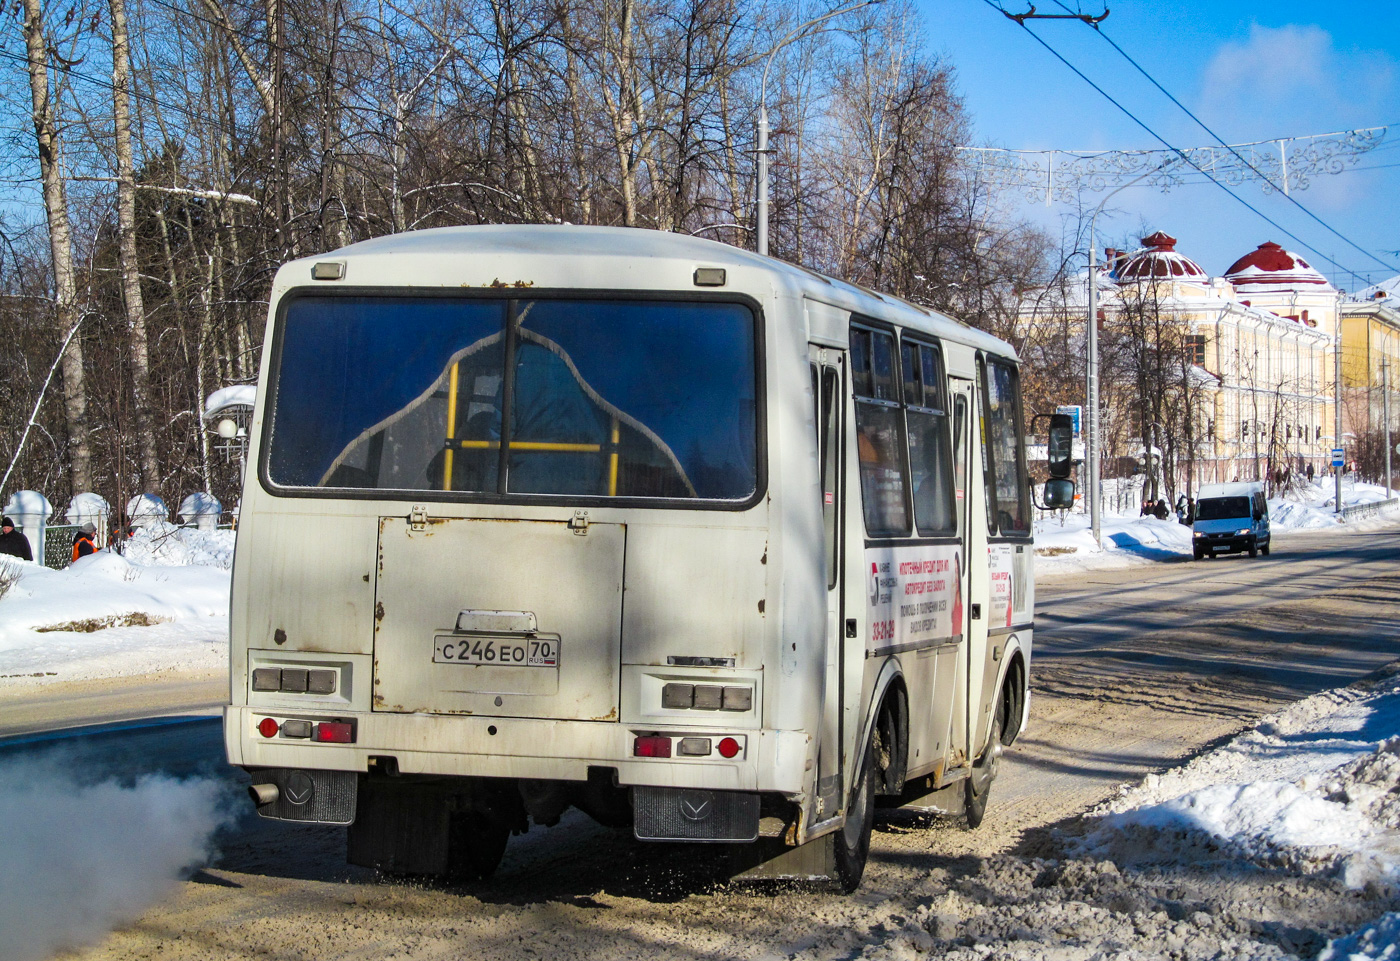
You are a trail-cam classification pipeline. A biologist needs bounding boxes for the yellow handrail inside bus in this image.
[608,417,620,496]
[442,362,460,490]
[457,440,602,453]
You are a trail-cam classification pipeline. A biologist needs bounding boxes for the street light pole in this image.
[1085,168,1158,545]
[756,0,882,257]
[1335,318,1344,514]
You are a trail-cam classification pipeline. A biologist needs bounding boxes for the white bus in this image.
[225,225,1058,891]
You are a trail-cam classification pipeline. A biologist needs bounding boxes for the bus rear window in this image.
[265,295,758,502]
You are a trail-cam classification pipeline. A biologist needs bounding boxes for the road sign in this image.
[1056,405,1082,438]
[1331,447,1345,468]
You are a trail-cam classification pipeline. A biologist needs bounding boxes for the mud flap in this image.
[347,778,452,875]
[249,768,357,824]
[730,834,837,882]
[632,787,759,842]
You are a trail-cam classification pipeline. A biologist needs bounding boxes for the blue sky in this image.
[916,0,1400,291]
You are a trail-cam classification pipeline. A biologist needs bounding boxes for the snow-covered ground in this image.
[0,524,231,684]
[1034,478,1399,574]
[1,488,1398,958]
[1076,669,1400,959]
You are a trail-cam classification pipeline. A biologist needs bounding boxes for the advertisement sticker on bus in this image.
[865,544,962,650]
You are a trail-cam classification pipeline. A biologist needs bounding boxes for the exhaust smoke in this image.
[0,753,232,961]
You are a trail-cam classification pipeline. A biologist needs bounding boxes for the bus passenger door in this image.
[946,378,975,777]
[810,348,845,819]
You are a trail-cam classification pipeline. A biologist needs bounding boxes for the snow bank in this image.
[122,523,234,568]
[1271,478,1396,530]
[0,528,233,682]
[1034,478,1398,575]
[1034,511,1192,571]
[1065,669,1400,956]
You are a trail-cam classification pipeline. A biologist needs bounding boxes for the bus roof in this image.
[279,224,1017,362]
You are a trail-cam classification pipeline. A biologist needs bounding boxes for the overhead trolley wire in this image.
[1048,0,1399,275]
[980,0,1382,284]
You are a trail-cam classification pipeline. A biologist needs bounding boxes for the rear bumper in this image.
[224,705,807,794]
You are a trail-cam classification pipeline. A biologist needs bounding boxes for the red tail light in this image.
[257,717,280,738]
[314,721,354,743]
[717,737,740,758]
[633,735,672,758]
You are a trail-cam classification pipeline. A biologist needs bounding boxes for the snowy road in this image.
[6,523,1400,961]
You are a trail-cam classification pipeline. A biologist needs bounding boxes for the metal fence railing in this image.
[1340,498,1400,522]
[43,524,79,570]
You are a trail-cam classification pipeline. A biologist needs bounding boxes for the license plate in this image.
[433,635,559,668]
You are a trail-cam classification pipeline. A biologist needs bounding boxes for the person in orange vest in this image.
[72,522,97,562]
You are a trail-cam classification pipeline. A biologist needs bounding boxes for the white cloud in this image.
[1198,24,1398,140]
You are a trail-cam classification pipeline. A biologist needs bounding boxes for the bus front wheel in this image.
[833,743,876,892]
[965,697,1004,829]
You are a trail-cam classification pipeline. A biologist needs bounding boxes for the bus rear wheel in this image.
[965,698,1004,829]
[833,742,876,892]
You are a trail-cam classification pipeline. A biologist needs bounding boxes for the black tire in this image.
[1248,541,1258,558]
[833,742,876,892]
[1193,548,1203,560]
[1261,542,1270,556]
[965,696,1005,829]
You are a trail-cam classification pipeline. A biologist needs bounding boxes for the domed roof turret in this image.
[1115,232,1207,281]
[1224,242,1333,292]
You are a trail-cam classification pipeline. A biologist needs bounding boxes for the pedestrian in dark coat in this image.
[72,523,97,562]
[1153,499,1169,520]
[0,516,32,561]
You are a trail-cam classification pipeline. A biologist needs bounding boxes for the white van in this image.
[1192,482,1270,559]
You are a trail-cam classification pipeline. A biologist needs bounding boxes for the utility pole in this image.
[1084,167,1157,545]
[1335,320,1344,514]
[1384,357,1392,500]
[755,0,883,256]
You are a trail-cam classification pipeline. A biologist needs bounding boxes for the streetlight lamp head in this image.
[217,418,238,439]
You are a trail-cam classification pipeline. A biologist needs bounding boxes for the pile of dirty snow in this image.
[848,667,1400,961]
[1078,671,1400,892]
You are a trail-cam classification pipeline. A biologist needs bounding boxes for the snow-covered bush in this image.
[0,558,23,601]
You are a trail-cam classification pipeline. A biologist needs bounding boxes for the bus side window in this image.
[978,359,999,535]
[851,325,911,537]
[980,358,1030,536]
[905,341,955,536]
[821,366,841,588]
[952,394,967,532]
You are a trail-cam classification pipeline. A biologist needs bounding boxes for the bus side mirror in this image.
[1042,477,1075,510]
[1046,413,1074,480]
